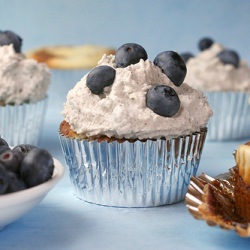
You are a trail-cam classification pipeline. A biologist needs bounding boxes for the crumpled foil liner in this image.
[205,91,250,141]
[0,97,47,146]
[59,128,207,207]
[185,169,250,237]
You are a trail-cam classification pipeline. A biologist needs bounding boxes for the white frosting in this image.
[0,45,50,105]
[63,54,212,140]
[185,43,250,92]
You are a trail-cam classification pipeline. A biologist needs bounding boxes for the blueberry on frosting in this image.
[153,51,187,86]
[146,85,180,117]
[198,37,214,51]
[0,30,22,53]
[115,43,148,68]
[217,49,240,68]
[86,65,116,95]
[180,52,194,63]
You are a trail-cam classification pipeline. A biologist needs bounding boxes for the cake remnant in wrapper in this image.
[234,142,250,223]
[185,141,250,237]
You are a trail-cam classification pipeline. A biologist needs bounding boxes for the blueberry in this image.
[0,145,11,155]
[20,148,54,188]
[115,43,148,68]
[146,85,180,117]
[180,52,194,63]
[0,164,9,194]
[12,144,38,156]
[0,137,10,154]
[0,30,22,53]
[0,150,23,173]
[86,65,116,95]
[6,171,26,193]
[198,37,214,51]
[153,51,187,86]
[0,137,8,147]
[217,49,240,68]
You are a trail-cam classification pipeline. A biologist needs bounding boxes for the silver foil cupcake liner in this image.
[0,97,48,146]
[59,128,207,207]
[205,91,250,141]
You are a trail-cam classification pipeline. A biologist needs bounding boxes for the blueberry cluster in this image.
[86,43,186,117]
[0,137,54,195]
[0,30,22,53]
[180,37,240,68]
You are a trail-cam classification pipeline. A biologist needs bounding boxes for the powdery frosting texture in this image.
[0,45,50,105]
[185,43,250,92]
[63,54,212,140]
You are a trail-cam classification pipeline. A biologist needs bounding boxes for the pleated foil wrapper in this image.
[185,170,250,237]
[0,97,47,146]
[59,128,207,207]
[205,91,250,141]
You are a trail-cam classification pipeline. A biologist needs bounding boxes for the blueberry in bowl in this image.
[0,137,64,230]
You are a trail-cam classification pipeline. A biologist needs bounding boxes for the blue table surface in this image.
[1,130,250,250]
[2,0,250,249]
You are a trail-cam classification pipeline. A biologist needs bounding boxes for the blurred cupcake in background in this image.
[59,43,212,207]
[182,37,250,141]
[0,30,50,146]
[26,44,115,124]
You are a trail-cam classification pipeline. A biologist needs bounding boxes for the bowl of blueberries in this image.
[0,137,64,230]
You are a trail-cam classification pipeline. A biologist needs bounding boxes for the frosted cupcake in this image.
[0,30,50,145]
[26,44,115,123]
[59,43,212,207]
[183,37,250,141]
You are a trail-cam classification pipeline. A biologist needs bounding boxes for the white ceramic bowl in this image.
[0,158,64,230]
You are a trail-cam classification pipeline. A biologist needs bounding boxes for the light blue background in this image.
[1,0,250,62]
[1,1,250,249]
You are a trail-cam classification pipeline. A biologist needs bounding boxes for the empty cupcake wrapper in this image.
[185,170,250,237]
[59,128,207,207]
[0,97,48,146]
[205,92,250,141]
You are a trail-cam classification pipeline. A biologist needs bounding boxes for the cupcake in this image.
[0,30,50,146]
[26,44,115,123]
[182,37,250,141]
[234,142,250,222]
[59,43,212,207]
